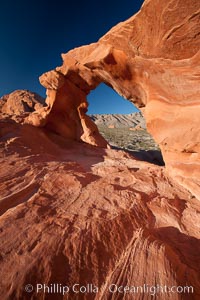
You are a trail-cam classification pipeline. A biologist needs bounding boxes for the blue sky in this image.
[87,83,138,114]
[0,0,144,114]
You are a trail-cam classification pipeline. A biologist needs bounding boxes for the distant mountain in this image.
[89,112,146,129]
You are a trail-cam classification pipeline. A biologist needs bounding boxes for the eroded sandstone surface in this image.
[26,0,200,199]
[1,90,44,116]
[0,0,200,299]
[0,120,200,299]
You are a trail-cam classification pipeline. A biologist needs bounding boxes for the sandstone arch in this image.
[26,0,200,198]
[1,1,200,298]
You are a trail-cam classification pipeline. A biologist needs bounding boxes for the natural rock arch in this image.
[26,0,200,199]
[1,1,200,298]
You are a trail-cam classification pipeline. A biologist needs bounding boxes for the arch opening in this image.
[87,83,164,166]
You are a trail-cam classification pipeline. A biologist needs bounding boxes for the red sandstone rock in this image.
[26,0,200,199]
[1,90,44,116]
[1,0,200,299]
[0,120,200,299]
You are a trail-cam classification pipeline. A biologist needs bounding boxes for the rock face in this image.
[90,112,146,129]
[0,120,200,300]
[1,0,200,299]
[26,0,200,199]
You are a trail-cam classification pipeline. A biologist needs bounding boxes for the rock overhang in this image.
[25,0,200,199]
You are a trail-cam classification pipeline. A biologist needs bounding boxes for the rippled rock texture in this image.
[0,120,200,299]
